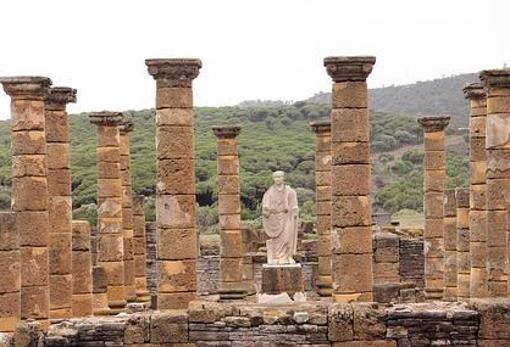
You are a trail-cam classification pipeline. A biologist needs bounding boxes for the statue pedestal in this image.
[259,263,305,303]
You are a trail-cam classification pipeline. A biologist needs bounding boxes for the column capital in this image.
[89,111,124,127]
[463,82,486,100]
[0,76,52,100]
[323,56,376,82]
[212,125,241,138]
[145,58,202,88]
[480,69,510,89]
[45,87,77,111]
[417,115,450,132]
[309,119,331,134]
[119,119,134,134]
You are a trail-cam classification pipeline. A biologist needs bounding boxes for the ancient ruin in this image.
[0,60,509,347]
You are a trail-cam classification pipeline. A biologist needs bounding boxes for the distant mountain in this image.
[307,73,479,128]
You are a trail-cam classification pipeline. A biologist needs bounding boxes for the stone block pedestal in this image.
[259,264,304,303]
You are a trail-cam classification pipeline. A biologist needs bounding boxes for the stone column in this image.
[309,120,333,296]
[464,83,488,298]
[212,125,247,300]
[0,212,20,332]
[443,190,457,301]
[119,120,137,303]
[92,266,109,316]
[71,221,93,317]
[456,188,470,301]
[0,76,52,328]
[45,87,76,319]
[480,69,510,296]
[323,56,376,303]
[145,58,201,309]
[89,111,126,313]
[418,115,450,300]
[133,196,150,303]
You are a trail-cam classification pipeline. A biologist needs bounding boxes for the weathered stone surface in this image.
[157,228,198,260]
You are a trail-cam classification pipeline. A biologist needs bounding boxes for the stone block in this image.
[424,169,445,192]
[424,131,444,151]
[157,159,196,195]
[316,185,332,202]
[49,233,72,274]
[97,178,122,198]
[487,96,510,113]
[332,164,370,196]
[315,153,332,173]
[11,130,46,155]
[487,179,510,209]
[487,149,510,179]
[157,291,196,310]
[373,262,400,283]
[316,170,332,186]
[45,110,69,142]
[331,195,371,227]
[424,150,445,170]
[96,234,124,262]
[218,155,239,175]
[332,141,370,164]
[220,257,243,282]
[374,246,399,263]
[332,253,372,292]
[470,241,487,268]
[46,143,70,169]
[97,125,120,147]
[17,211,49,247]
[0,213,16,251]
[470,185,487,210]
[469,268,487,297]
[332,81,368,108]
[470,161,486,185]
[21,285,48,320]
[316,200,332,216]
[11,99,45,131]
[219,213,241,231]
[72,221,91,251]
[49,274,72,310]
[156,194,196,229]
[318,234,332,257]
[48,196,72,234]
[486,210,506,247]
[72,252,92,294]
[423,218,444,238]
[220,230,243,258]
[218,175,240,195]
[0,291,20,332]
[157,228,197,260]
[470,137,486,161]
[219,194,241,215]
[97,163,121,181]
[156,87,193,109]
[157,260,196,292]
[328,304,354,341]
[332,341,396,347]
[71,294,93,317]
[424,192,444,218]
[11,177,48,211]
[261,264,304,295]
[107,284,126,308]
[353,303,387,340]
[488,246,507,281]
[0,251,20,293]
[134,255,145,277]
[217,138,239,156]
[424,256,444,279]
[156,108,194,126]
[331,108,369,142]
[100,261,124,285]
[21,247,48,286]
[156,126,194,159]
[47,169,72,196]
[12,154,46,178]
[332,227,372,254]
[97,198,123,219]
[97,146,120,163]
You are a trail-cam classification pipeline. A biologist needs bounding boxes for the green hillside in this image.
[0,100,469,229]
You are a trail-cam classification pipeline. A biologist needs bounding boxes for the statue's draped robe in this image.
[262,185,299,264]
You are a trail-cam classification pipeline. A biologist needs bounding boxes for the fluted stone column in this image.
[418,115,450,300]
[464,83,488,298]
[443,190,457,301]
[145,58,202,309]
[213,125,247,300]
[480,69,510,296]
[133,196,150,303]
[89,112,125,313]
[119,120,137,303]
[0,76,52,328]
[456,188,470,301]
[323,56,375,303]
[45,87,76,319]
[71,221,93,317]
[310,120,333,296]
[0,212,20,332]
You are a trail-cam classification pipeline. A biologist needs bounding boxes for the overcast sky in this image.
[0,0,508,118]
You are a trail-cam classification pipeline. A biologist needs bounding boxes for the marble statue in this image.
[262,171,299,264]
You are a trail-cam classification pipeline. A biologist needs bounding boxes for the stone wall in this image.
[33,300,510,346]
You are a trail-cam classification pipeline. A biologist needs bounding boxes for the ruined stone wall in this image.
[38,300,510,346]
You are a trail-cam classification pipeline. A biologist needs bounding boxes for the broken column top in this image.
[444,190,457,217]
[479,68,510,88]
[323,56,376,82]
[145,58,202,87]
[119,119,134,134]
[309,119,331,134]
[455,188,470,208]
[0,76,52,100]
[45,87,77,110]
[417,115,450,132]
[212,125,241,138]
[463,83,486,100]
[89,111,124,126]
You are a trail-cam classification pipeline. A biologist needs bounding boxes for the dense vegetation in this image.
[0,74,472,228]
[309,73,477,129]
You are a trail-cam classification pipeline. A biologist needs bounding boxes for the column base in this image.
[93,293,110,316]
[218,282,249,300]
[425,288,444,301]
[261,263,304,296]
[317,275,333,297]
[49,308,72,320]
[125,285,138,303]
